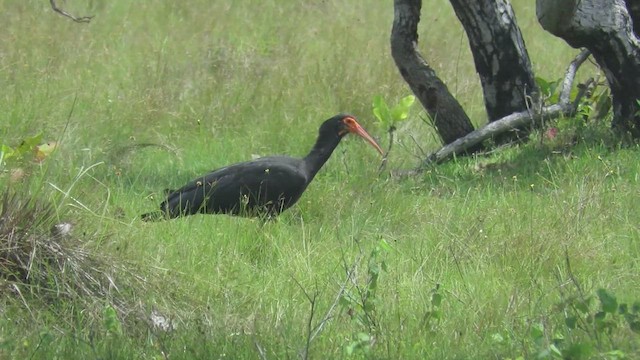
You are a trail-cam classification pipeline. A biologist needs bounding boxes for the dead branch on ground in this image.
[50,0,93,23]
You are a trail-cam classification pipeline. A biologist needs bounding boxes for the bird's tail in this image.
[140,211,166,222]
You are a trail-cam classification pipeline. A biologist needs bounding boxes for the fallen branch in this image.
[50,0,94,23]
[424,49,591,164]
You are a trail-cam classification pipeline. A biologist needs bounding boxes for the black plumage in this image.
[141,114,383,221]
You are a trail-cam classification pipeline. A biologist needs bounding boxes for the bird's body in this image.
[141,114,382,221]
[155,156,309,218]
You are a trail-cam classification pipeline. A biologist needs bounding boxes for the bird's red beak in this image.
[343,116,384,155]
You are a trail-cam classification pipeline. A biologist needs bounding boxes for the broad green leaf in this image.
[0,144,14,160]
[345,343,356,355]
[597,288,618,314]
[378,238,394,253]
[363,302,375,312]
[535,76,551,94]
[15,133,42,154]
[357,332,371,342]
[372,95,391,126]
[530,323,544,340]
[390,95,416,122]
[575,297,592,314]
[390,106,408,122]
[399,94,416,108]
[431,292,442,307]
[103,305,122,335]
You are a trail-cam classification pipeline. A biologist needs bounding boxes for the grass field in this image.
[1,1,639,359]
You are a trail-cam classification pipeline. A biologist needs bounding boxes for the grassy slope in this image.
[1,0,638,359]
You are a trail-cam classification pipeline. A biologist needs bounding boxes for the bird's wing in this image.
[160,162,245,216]
[161,157,307,216]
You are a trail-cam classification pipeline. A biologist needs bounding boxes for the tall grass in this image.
[1,0,638,359]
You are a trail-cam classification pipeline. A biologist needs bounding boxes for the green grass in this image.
[1,1,639,359]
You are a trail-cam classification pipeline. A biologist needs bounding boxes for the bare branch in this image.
[309,260,358,342]
[294,255,361,359]
[424,49,591,164]
[50,0,94,23]
[559,49,592,104]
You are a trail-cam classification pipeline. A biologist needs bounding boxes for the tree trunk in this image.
[537,0,640,136]
[450,0,538,143]
[390,0,477,146]
[625,0,640,35]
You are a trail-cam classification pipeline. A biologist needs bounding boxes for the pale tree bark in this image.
[537,0,640,136]
[425,50,590,164]
[450,0,538,142]
[391,0,477,146]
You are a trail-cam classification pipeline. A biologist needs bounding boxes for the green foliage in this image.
[372,94,415,131]
[535,74,612,126]
[0,133,42,168]
[526,288,640,359]
[576,84,612,124]
[535,76,561,103]
[103,305,123,336]
[341,239,393,355]
[420,284,444,333]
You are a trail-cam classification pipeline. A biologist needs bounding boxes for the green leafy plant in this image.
[535,76,562,104]
[531,287,639,360]
[372,94,415,131]
[372,95,415,172]
[1,133,58,183]
[0,133,43,167]
[419,284,444,333]
[535,75,612,148]
[341,238,393,356]
[103,305,123,336]
[575,83,611,124]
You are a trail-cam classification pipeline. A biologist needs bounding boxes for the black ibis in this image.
[141,114,383,221]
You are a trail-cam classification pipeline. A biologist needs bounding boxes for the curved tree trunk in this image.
[537,0,640,136]
[391,0,477,146]
[450,0,538,142]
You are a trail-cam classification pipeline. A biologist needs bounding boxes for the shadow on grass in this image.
[416,124,637,196]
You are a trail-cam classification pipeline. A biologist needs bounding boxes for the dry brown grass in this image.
[0,190,144,322]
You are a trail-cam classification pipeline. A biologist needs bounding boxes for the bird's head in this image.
[324,114,384,155]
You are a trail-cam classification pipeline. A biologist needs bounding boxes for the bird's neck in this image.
[303,134,341,180]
